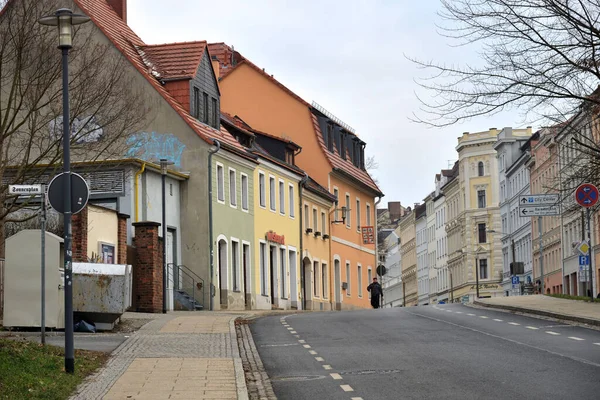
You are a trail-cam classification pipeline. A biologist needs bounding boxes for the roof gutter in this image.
[208,138,221,311]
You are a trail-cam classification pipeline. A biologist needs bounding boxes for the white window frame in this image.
[322,262,328,299]
[304,202,310,231]
[321,209,327,236]
[357,263,363,298]
[280,246,287,299]
[289,184,295,218]
[333,187,339,221]
[345,261,351,295]
[231,238,240,291]
[313,259,320,298]
[216,162,225,204]
[260,240,268,296]
[345,193,351,228]
[367,267,372,299]
[259,171,266,209]
[366,203,371,226]
[229,168,237,208]
[356,197,361,232]
[269,175,276,212]
[313,207,319,234]
[279,179,285,215]
[241,173,249,212]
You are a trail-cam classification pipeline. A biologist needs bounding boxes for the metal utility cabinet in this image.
[3,230,65,329]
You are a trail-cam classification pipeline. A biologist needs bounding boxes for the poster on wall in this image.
[101,243,115,264]
[361,226,375,245]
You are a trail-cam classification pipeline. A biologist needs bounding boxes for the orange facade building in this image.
[210,44,384,309]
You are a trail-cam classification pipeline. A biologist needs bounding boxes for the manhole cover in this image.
[271,375,327,382]
[341,369,404,376]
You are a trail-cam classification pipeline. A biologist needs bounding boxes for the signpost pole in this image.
[538,215,544,295]
[587,208,594,301]
[41,189,46,345]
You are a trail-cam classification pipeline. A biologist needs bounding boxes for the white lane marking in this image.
[287,327,293,330]
[455,311,463,314]
[315,357,324,362]
[330,373,343,380]
[351,398,363,400]
[298,340,306,343]
[323,365,333,370]
[290,331,297,334]
[303,344,311,348]
[526,326,539,330]
[467,313,475,316]
[546,331,561,336]
[446,310,453,312]
[479,316,489,319]
[568,337,585,341]
[309,350,317,355]
[340,385,354,392]
[594,343,600,346]
[508,322,520,326]
[294,335,300,338]
[493,319,503,322]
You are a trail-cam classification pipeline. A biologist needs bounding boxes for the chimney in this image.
[107,0,127,23]
[387,201,402,221]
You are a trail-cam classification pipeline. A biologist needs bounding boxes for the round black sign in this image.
[47,172,89,214]
[376,264,387,276]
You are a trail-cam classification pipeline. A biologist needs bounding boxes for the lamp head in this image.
[39,8,90,49]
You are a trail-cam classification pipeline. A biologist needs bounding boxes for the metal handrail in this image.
[167,263,205,310]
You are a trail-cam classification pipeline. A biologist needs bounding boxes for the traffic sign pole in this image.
[587,208,594,302]
[538,215,544,295]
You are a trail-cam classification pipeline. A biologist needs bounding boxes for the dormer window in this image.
[203,92,209,124]
[285,150,294,165]
[327,124,334,152]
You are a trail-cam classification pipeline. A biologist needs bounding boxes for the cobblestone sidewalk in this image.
[71,312,248,400]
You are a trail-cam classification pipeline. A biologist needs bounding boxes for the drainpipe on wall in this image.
[134,162,146,222]
[375,196,382,304]
[208,139,221,311]
[298,173,309,310]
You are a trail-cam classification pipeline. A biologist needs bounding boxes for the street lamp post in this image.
[39,8,90,375]
[160,159,174,314]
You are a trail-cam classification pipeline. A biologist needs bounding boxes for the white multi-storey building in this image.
[416,204,429,305]
[495,128,534,295]
[434,169,452,302]
[426,195,437,303]
[381,226,403,307]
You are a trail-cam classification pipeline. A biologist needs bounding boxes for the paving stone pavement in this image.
[71,312,249,400]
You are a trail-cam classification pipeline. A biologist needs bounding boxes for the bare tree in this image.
[410,0,600,128]
[365,155,380,186]
[0,0,150,251]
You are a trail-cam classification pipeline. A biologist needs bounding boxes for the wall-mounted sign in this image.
[361,226,375,244]
[266,231,285,245]
[470,284,500,290]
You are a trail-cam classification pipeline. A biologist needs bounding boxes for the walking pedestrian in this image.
[367,277,383,309]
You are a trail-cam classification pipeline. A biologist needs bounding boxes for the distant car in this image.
[438,301,446,305]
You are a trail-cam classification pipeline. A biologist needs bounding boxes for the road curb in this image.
[229,316,250,400]
[473,301,600,327]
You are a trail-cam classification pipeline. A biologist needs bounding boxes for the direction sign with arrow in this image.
[519,194,560,206]
[519,205,560,217]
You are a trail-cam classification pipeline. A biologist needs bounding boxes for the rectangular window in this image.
[345,194,351,228]
[212,97,218,128]
[479,259,488,279]
[358,265,363,298]
[304,204,310,230]
[279,181,285,214]
[321,211,326,235]
[478,190,486,208]
[229,169,236,206]
[314,261,320,297]
[478,223,486,243]
[368,268,372,298]
[346,262,351,295]
[203,92,209,124]
[241,174,248,211]
[289,185,295,217]
[333,188,339,221]
[217,164,224,202]
[313,208,318,233]
[322,263,328,298]
[193,87,200,118]
[269,177,276,211]
[260,243,267,295]
[259,173,266,208]
[327,124,334,152]
[280,248,287,299]
[366,204,371,226]
[232,241,239,291]
[356,199,361,231]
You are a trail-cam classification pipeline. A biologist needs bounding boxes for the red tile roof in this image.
[311,114,382,195]
[139,41,206,81]
[73,1,252,160]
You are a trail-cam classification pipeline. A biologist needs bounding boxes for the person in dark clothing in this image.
[367,277,383,309]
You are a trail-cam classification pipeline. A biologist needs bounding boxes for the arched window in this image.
[478,161,484,176]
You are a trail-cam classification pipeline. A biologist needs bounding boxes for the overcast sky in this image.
[127,0,525,208]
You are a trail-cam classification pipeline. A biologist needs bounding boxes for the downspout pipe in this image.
[134,162,146,222]
[298,173,309,310]
[375,195,383,304]
[208,138,221,311]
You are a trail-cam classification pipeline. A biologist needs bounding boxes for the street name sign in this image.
[9,184,43,195]
[519,205,560,217]
[519,194,560,206]
[575,183,599,208]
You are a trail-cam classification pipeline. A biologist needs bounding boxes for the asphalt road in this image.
[250,304,600,400]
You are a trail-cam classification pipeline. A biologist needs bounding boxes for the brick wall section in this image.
[117,213,129,265]
[133,221,163,313]
[72,206,88,262]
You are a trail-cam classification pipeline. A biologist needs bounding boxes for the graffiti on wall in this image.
[126,132,186,168]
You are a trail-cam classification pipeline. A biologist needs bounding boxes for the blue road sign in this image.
[575,183,599,208]
[511,276,520,285]
[579,255,590,265]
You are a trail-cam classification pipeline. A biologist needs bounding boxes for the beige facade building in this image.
[400,209,417,306]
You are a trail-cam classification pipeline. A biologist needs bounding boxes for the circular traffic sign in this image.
[47,172,90,214]
[376,264,387,276]
[575,183,599,208]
